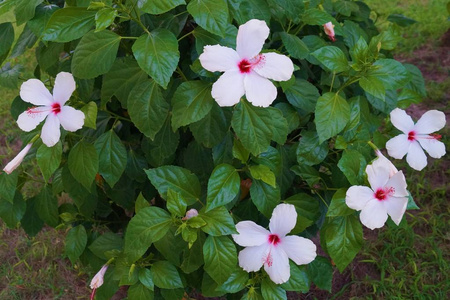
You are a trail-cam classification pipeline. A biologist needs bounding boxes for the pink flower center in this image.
[407,131,416,141]
[238,54,265,74]
[268,234,281,245]
[428,133,442,140]
[374,187,395,201]
[51,103,61,114]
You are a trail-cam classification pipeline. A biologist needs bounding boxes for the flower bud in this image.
[323,22,336,42]
[90,265,108,290]
[3,143,33,174]
[182,209,199,220]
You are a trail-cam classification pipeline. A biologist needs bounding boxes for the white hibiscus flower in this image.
[199,19,294,107]
[17,72,85,147]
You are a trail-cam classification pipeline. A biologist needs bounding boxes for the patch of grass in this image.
[365,0,450,53]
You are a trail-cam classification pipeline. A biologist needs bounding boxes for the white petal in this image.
[385,171,408,197]
[236,19,270,59]
[417,138,446,159]
[211,70,245,106]
[20,79,53,106]
[41,113,61,147]
[244,72,277,107]
[17,107,50,132]
[280,236,316,265]
[58,106,85,132]
[233,221,270,247]
[253,53,294,81]
[345,186,374,211]
[269,203,297,237]
[359,199,388,230]
[53,72,76,105]
[263,246,290,284]
[373,151,398,177]
[238,244,269,272]
[390,108,414,134]
[365,162,389,191]
[414,110,446,134]
[199,45,240,73]
[386,134,410,159]
[406,141,427,171]
[383,196,408,226]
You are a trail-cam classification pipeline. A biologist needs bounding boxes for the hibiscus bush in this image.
[0,0,447,299]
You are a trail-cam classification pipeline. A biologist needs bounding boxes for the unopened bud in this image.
[182,209,199,220]
[323,22,336,42]
[3,143,33,174]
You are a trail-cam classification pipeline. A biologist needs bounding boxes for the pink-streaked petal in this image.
[253,52,294,81]
[211,70,245,106]
[390,108,414,134]
[41,114,61,147]
[263,246,290,284]
[58,106,85,132]
[386,134,410,159]
[414,110,446,134]
[417,138,446,159]
[17,107,50,132]
[236,19,270,59]
[345,186,374,211]
[359,199,388,230]
[53,72,76,105]
[386,171,408,197]
[269,203,297,238]
[244,72,277,107]
[406,141,427,171]
[20,79,53,106]
[238,243,269,272]
[280,235,316,265]
[233,221,270,247]
[199,45,240,73]
[383,196,408,226]
[365,162,389,191]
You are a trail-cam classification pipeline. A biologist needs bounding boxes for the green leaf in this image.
[334,0,359,17]
[407,191,419,210]
[89,232,123,260]
[94,130,127,187]
[284,193,319,233]
[68,141,99,190]
[128,79,169,140]
[181,231,205,273]
[187,0,229,37]
[360,75,386,100]
[65,225,88,264]
[370,59,411,90]
[21,197,44,237]
[80,102,98,129]
[325,215,363,272]
[135,193,150,214]
[35,186,59,227]
[190,103,231,148]
[280,262,310,292]
[132,29,179,88]
[308,256,332,292]
[302,8,334,26]
[42,7,96,42]
[282,78,319,113]
[206,164,240,212]
[217,268,248,293]
[266,107,288,145]
[250,180,280,218]
[315,92,350,143]
[124,207,172,262]
[231,100,273,156]
[10,25,37,59]
[200,206,236,236]
[128,283,154,300]
[0,192,25,228]
[14,0,43,25]
[0,63,23,89]
[72,30,121,79]
[145,166,201,205]
[0,170,18,204]
[151,261,183,289]
[261,277,287,300]
[280,32,309,59]
[171,81,214,130]
[166,189,187,217]
[312,46,349,73]
[337,149,366,185]
[250,164,277,188]
[101,57,148,108]
[95,8,117,32]
[203,235,237,285]
[387,14,417,27]
[291,165,321,187]
[327,188,353,217]
[296,130,329,166]
[0,23,14,64]
[138,268,154,291]
[138,0,186,15]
